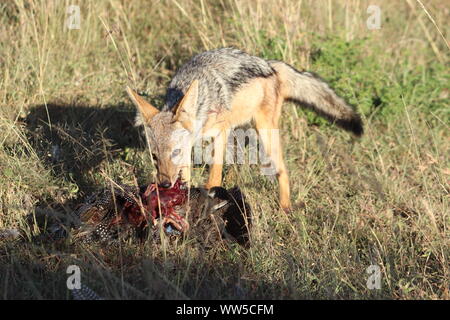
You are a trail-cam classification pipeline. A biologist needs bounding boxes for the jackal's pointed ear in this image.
[173,80,199,132]
[126,86,159,124]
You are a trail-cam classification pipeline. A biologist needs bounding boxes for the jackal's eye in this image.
[172,149,181,158]
[151,154,158,162]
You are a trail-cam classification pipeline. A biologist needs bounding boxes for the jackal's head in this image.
[126,80,199,188]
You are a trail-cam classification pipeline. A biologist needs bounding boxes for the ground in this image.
[0,0,448,299]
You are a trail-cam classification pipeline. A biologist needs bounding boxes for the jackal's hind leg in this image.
[254,109,291,211]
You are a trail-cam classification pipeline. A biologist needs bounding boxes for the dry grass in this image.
[0,0,448,299]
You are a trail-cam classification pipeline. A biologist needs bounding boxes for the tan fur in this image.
[129,75,293,210]
[202,77,272,132]
[126,87,159,124]
[200,76,291,210]
[173,80,199,132]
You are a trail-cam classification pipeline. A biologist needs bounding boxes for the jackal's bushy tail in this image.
[270,61,363,136]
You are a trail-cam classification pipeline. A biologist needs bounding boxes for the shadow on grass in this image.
[0,240,298,299]
[24,102,146,194]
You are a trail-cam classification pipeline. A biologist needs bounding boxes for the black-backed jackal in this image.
[127,48,363,211]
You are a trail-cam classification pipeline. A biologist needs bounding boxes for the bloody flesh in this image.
[118,179,189,232]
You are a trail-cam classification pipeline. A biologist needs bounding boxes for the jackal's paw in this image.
[282,202,304,214]
[282,206,293,214]
[280,200,292,213]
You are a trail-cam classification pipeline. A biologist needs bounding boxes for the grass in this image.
[0,0,448,299]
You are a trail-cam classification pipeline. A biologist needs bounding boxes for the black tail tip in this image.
[337,114,364,137]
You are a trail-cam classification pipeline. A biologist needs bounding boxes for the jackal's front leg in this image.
[206,130,227,189]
